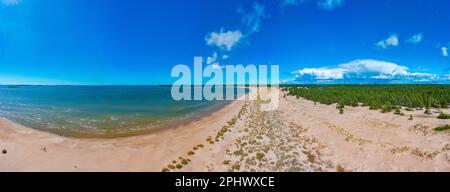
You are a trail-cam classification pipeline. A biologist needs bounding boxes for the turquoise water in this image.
[0,85,246,138]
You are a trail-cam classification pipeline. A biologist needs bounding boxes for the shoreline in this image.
[1,87,449,172]
[0,96,247,171]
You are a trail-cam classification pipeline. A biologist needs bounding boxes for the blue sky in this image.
[0,0,449,85]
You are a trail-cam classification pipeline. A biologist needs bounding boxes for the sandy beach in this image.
[0,97,246,171]
[1,87,449,172]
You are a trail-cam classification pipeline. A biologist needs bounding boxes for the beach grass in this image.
[434,125,450,132]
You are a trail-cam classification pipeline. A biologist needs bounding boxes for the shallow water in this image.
[0,85,246,137]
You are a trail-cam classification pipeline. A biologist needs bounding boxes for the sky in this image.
[0,0,449,85]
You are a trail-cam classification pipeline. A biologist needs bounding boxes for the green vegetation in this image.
[181,158,189,165]
[256,152,265,161]
[337,103,344,114]
[286,85,450,111]
[162,168,170,172]
[434,125,450,132]
[437,112,450,119]
[394,108,404,116]
[167,164,176,170]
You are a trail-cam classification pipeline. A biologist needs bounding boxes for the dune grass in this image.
[434,125,450,132]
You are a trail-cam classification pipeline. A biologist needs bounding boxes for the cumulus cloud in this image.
[292,59,447,83]
[205,29,243,51]
[376,34,399,49]
[317,0,345,10]
[294,68,345,79]
[240,2,268,35]
[204,3,268,66]
[1,0,19,6]
[210,64,223,70]
[442,47,448,57]
[406,33,423,45]
[206,52,218,65]
[206,52,225,69]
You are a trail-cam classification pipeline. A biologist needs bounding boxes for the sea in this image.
[0,85,247,138]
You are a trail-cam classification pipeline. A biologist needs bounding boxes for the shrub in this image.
[381,105,392,113]
[187,151,195,155]
[394,108,404,116]
[437,112,450,119]
[162,168,170,172]
[434,125,450,131]
[256,152,265,161]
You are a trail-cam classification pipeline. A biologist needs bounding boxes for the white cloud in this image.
[206,52,218,65]
[205,29,243,51]
[292,59,445,83]
[339,59,408,76]
[222,54,229,60]
[317,0,345,10]
[406,33,423,44]
[442,47,448,57]
[204,3,267,54]
[294,68,345,79]
[240,2,267,35]
[376,34,399,49]
[210,64,223,70]
[206,52,224,69]
[1,0,19,6]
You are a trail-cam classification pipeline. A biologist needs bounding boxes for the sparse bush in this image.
[437,112,450,119]
[434,125,450,132]
[162,168,170,172]
[187,151,195,155]
[256,152,264,161]
[381,105,392,113]
[394,108,404,116]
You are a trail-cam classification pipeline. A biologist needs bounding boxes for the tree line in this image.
[284,85,450,110]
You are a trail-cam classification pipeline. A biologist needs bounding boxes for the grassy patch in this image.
[256,152,265,161]
[434,125,450,132]
[437,112,450,119]
[162,168,170,172]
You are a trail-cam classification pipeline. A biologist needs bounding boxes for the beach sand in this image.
[0,98,245,172]
[1,87,449,172]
